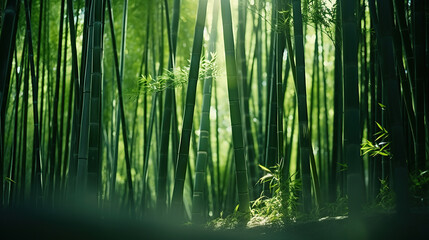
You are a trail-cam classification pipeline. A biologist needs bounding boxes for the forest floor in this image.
[1,207,429,240]
[246,210,429,240]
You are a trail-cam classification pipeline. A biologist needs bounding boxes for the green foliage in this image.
[409,170,429,206]
[207,165,304,229]
[139,54,217,93]
[5,177,16,184]
[365,172,429,212]
[278,0,336,40]
[319,197,348,217]
[375,179,395,211]
[206,209,250,229]
[139,70,187,93]
[249,165,303,225]
[257,164,280,193]
[304,0,336,34]
[255,165,302,223]
[248,195,284,228]
[250,164,285,226]
[361,122,391,158]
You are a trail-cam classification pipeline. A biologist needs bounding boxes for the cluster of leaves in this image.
[360,111,429,209]
[139,70,186,94]
[276,0,336,40]
[139,53,217,93]
[365,171,429,212]
[206,210,249,229]
[361,122,391,158]
[409,170,429,206]
[248,164,286,227]
[250,165,304,226]
[277,9,292,33]
[375,179,396,211]
[207,164,303,229]
[303,0,336,34]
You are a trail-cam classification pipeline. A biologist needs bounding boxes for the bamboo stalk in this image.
[220,0,250,217]
[170,0,208,217]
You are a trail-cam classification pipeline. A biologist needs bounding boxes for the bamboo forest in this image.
[0,0,429,239]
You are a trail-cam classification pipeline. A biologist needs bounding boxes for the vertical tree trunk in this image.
[220,0,250,218]
[292,0,312,213]
[376,0,409,215]
[170,0,208,217]
[0,0,21,206]
[342,0,366,216]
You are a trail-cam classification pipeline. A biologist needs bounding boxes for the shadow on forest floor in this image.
[1,207,429,240]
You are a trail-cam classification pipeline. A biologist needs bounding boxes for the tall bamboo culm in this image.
[342,0,365,216]
[220,0,250,218]
[292,0,312,213]
[170,0,208,218]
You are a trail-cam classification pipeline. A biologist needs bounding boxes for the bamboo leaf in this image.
[259,164,272,173]
[5,177,16,184]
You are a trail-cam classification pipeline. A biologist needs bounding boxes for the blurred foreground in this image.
[1,206,429,240]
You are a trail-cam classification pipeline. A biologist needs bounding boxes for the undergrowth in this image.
[207,118,429,230]
[207,166,429,230]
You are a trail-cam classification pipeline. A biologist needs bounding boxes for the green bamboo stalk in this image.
[48,0,66,201]
[309,37,316,143]
[292,0,312,213]
[192,0,219,223]
[62,62,74,195]
[392,23,416,160]
[393,0,415,89]
[214,65,221,217]
[359,1,369,144]
[425,2,429,132]
[276,17,286,184]
[87,0,104,203]
[283,0,297,180]
[140,4,151,211]
[24,0,43,204]
[157,0,180,214]
[39,0,50,171]
[220,0,250,217]
[66,0,82,194]
[285,93,297,177]
[376,0,409,215]
[342,0,365,216]
[256,0,263,159]
[58,11,69,195]
[21,52,29,202]
[329,0,343,202]
[107,0,134,209]
[79,0,92,91]
[368,15,378,200]
[0,0,21,206]
[369,0,384,194]
[413,0,426,171]
[140,3,153,211]
[315,26,322,199]
[111,0,128,201]
[264,0,277,175]
[236,0,257,199]
[264,33,278,195]
[255,0,264,198]
[170,0,208,217]
[76,1,94,197]
[9,44,24,206]
[321,32,331,200]
[142,93,158,209]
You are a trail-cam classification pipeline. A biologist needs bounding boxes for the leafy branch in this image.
[361,121,391,158]
[139,53,217,93]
